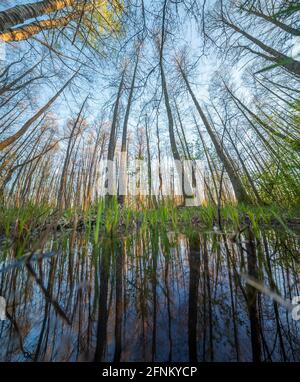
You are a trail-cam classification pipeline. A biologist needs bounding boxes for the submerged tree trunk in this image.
[245,221,262,362]
[94,243,111,362]
[188,234,200,362]
[113,240,124,362]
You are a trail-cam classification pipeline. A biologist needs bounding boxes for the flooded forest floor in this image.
[0,203,300,361]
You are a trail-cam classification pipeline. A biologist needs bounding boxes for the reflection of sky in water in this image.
[0,227,299,361]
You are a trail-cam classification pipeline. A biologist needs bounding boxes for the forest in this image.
[0,0,299,363]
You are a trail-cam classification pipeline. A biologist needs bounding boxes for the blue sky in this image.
[1,0,298,164]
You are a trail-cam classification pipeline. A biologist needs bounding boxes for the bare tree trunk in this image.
[118,51,139,205]
[85,124,104,209]
[241,6,300,36]
[155,112,163,202]
[0,15,75,42]
[179,63,251,204]
[58,97,87,210]
[0,0,77,32]
[0,72,77,151]
[105,70,125,202]
[222,18,300,77]
[145,116,155,207]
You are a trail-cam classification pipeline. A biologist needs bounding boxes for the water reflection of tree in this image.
[0,228,299,361]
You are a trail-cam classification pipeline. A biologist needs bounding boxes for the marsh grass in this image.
[0,200,299,247]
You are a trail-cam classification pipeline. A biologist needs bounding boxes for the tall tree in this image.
[118,46,140,205]
[177,60,251,204]
[0,72,77,151]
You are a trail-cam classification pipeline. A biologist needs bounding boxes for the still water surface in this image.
[0,227,299,361]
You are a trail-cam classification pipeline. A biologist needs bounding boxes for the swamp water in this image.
[0,227,299,362]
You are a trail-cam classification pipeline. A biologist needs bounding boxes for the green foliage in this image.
[256,160,300,207]
[0,203,50,238]
[274,2,300,17]
[1,199,299,252]
[83,0,124,46]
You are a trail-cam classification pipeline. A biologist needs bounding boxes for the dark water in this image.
[0,227,300,362]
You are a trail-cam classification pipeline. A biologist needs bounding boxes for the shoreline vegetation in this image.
[1,201,299,248]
